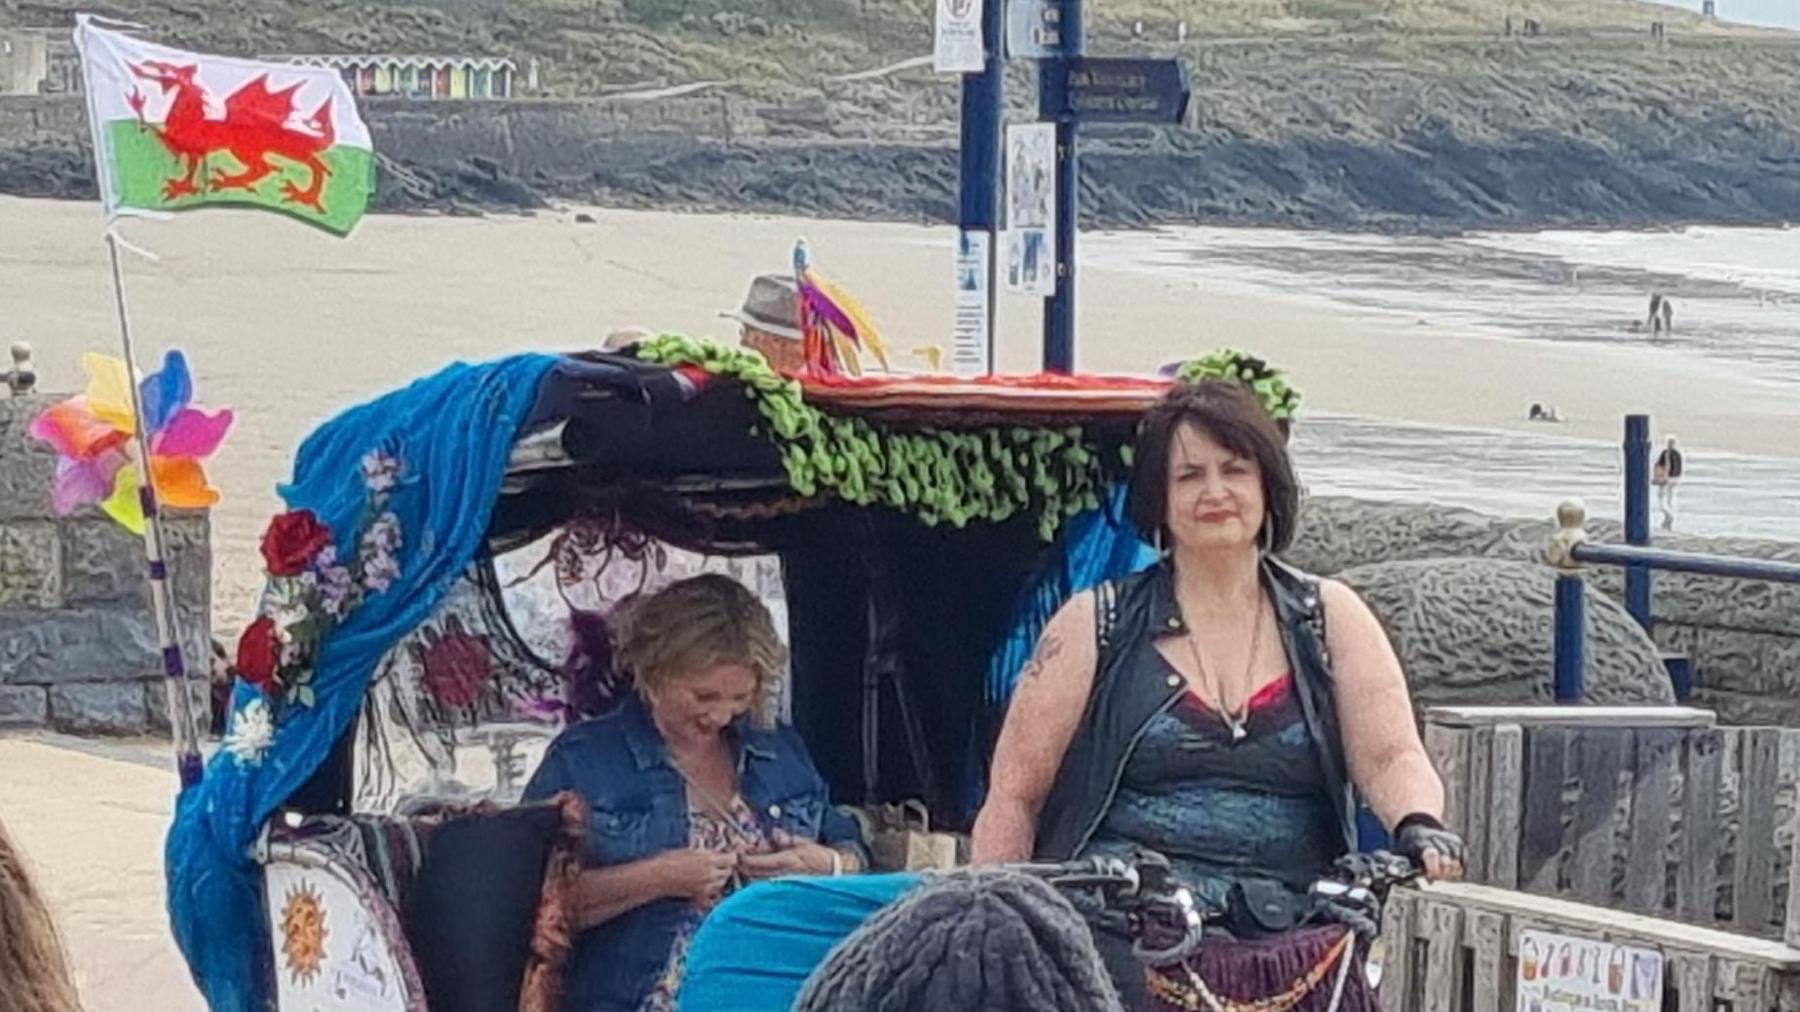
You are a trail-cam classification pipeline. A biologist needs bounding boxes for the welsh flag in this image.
[74,15,374,235]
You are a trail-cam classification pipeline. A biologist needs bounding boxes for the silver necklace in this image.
[1183,594,1265,743]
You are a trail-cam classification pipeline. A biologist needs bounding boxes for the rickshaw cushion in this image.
[403,793,586,1012]
[676,872,924,1012]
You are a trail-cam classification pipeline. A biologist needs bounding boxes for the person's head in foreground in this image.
[0,817,82,1012]
[794,869,1123,1012]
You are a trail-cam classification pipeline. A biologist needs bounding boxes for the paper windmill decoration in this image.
[29,350,233,534]
[794,238,891,377]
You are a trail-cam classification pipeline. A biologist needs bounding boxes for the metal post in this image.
[1623,413,1652,628]
[1041,0,1082,373]
[1666,655,1694,702]
[1553,574,1586,703]
[2,341,35,397]
[1548,499,1589,703]
[958,0,1003,373]
[104,232,204,787]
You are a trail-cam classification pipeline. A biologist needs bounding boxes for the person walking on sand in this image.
[1654,435,1685,531]
[1647,293,1674,334]
[0,817,83,1012]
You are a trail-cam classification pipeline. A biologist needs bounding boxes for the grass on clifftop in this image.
[1,0,1768,97]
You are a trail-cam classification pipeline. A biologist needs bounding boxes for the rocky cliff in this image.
[7,1,1800,230]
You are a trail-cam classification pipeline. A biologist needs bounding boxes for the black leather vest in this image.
[1032,559,1357,862]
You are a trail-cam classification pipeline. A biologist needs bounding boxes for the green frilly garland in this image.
[635,337,1300,540]
[636,335,1120,540]
[1175,348,1301,422]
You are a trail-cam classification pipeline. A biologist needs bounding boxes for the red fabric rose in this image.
[235,616,283,692]
[260,509,333,576]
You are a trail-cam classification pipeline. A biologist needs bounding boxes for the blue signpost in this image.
[1623,414,1653,626]
[1068,57,1192,124]
[958,0,1189,373]
[1040,0,1083,373]
[957,0,1005,373]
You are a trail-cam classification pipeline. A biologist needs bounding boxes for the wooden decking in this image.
[1383,706,1800,1011]
[1383,881,1800,1012]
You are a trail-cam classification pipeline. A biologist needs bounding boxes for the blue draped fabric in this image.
[962,484,1157,815]
[165,353,560,1009]
[983,482,1156,711]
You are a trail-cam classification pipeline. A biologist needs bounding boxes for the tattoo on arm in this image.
[1020,633,1065,682]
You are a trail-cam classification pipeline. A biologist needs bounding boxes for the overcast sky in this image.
[1659,0,1800,29]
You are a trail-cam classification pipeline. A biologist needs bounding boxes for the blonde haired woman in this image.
[0,817,82,1012]
[524,574,867,1012]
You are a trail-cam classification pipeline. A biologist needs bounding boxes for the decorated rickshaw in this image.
[157,250,1374,1011]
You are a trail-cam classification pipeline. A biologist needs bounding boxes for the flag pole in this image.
[78,12,204,789]
[104,228,205,789]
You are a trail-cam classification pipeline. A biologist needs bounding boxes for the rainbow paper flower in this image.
[29,350,233,534]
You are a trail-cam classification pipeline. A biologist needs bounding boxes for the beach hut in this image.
[271,53,517,100]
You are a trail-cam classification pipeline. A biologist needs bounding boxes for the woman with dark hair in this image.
[971,380,1462,1007]
[0,817,83,1012]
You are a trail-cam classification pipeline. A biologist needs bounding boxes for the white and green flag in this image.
[74,15,375,234]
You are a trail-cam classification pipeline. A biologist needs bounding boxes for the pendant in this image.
[1228,717,1248,743]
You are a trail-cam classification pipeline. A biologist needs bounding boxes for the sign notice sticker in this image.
[1003,122,1056,296]
[933,0,985,73]
[1515,930,1664,1012]
[1006,0,1062,59]
[952,229,991,375]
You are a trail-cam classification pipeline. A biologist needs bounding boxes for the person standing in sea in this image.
[1654,435,1685,531]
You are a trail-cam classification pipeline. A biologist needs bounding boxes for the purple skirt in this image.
[1141,925,1378,1012]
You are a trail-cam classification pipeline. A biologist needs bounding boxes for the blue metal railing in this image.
[1547,497,1800,703]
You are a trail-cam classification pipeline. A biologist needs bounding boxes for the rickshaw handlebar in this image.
[998,849,1422,928]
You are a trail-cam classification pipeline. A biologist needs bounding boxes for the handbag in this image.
[854,800,962,871]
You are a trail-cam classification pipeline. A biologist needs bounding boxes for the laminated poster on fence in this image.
[1514,929,1663,1012]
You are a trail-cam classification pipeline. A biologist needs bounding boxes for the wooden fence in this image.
[1422,706,1800,944]
[1380,881,1800,1012]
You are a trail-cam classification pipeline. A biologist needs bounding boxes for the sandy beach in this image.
[0,735,204,1010]
[8,195,1798,629]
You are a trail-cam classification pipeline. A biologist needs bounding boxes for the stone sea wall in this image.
[1290,497,1800,726]
[0,394,210,735]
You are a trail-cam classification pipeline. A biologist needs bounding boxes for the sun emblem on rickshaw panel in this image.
[280,882,329,984]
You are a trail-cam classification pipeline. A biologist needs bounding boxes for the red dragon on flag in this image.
[127,62,336,210]
[76,17,374,234]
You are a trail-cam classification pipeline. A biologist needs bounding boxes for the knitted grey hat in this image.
[794,869,1125,1012]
